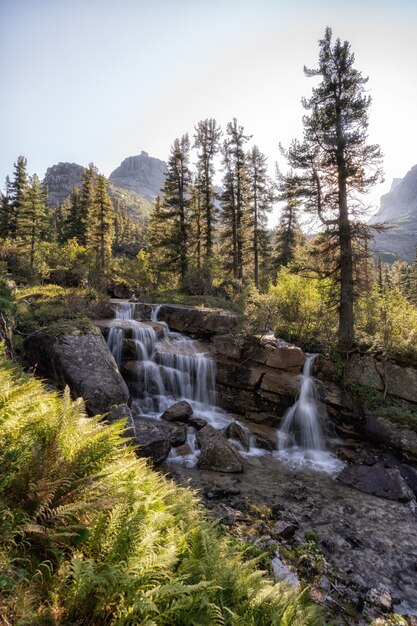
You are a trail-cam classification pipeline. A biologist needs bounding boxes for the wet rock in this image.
[337,464,414,502]
[188,417,207,430]
[173,442,193,456]
[132,417,171,465]
[161,400,193,423]
[259,370,300,405]
[216,361,267,390]
[152,303,238,339]
[164,422,188,447]
[265,342,306,371]
[225,421,250,451]
[197,426,243,473]
[254,432,277,451]
[400,464,417,497]
[365,583,392,612]
[365,410,417,462]
[95,318,166,341]
[244,411,281,427]
[24,331,129,416]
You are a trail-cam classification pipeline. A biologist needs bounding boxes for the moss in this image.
[46,318,101,337]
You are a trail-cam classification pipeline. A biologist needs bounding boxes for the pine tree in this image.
[193,118,221,262]
[17,174,48,270]
[9,156,29,240]
[86,174,114,269]
[0,179,12,239]
[79,163,98,245]
[220,119,251,280]
[247,145,273,288]
[273,172,301,272]
[282,28,383,349]
[157,135,192,287]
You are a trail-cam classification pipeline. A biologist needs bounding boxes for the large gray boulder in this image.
[337,464,414,502]
[365,410,417,462]
[24,332,129,415]
[196,425,243,473]
[132,417,171,464]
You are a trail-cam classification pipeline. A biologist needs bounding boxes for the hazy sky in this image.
[1,0,416,219]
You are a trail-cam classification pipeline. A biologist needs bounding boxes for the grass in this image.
[0,347,324,625]
[14,284,110,336]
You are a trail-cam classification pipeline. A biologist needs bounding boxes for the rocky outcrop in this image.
[43,162,84,208]
[364,410,417,462]
[109,151,167,200]
[345,353,417,403]
[369,164,417,262]
[24,332,129,415]
[337,464,414,502]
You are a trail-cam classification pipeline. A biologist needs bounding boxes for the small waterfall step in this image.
[276,354,344,474]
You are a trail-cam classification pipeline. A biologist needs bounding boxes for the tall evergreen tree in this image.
[79,163,98,245]
[282,28,383,349]
[273,171,301,272]
[157,135,192,287]
[17,174,48,270]
[247,145,273,288]
[220,119,251,280]
[0,180,12,239]
[9,156,29,240]
[193,118,221,262]
[86,174,114,269]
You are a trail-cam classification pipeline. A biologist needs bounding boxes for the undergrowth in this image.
[0,346,324,625]
[347,382,417,433]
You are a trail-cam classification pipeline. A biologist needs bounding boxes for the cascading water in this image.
[276,354,344,474]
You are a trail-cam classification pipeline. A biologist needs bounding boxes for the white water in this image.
[108,303,342,474]
[275,355,344,474]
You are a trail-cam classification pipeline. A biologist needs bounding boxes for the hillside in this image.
[369,164,417,263]
[43,161,153,223]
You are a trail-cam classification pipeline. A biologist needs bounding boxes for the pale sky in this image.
[1,0,416,222]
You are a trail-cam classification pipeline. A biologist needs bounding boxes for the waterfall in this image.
[276,354,344,473]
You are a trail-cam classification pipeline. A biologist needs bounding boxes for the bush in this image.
[0,353,324,624]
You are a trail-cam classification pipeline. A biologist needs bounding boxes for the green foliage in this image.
[0,354,324,625]
[15,284,109,335]
[347,382,417,433]
[244,269,337,350]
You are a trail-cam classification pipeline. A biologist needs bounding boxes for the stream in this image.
[106,301,417,621]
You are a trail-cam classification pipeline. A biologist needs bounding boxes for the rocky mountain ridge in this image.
[369,164,417,263]
[109,150,167,200]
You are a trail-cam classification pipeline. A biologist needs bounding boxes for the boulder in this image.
[161,400,193,423]
[216,361,266,390]
[265,342,306,371]
[224,421,250,451]
[150,303,237,339]
[188,417,207,430]
[345,354,384,391]
[365,584,393,612]
[106,403,135,440]
[24,332,129,415]
[132,417,171,465]
[259,370,299,402]
[254,433,277,451]
[337,464,414,502]
[164,422,188,447]
[365,410,417,462]
[196,425,243,473]
[400,464,417,496]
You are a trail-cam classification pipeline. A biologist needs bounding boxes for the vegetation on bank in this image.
[0,348,323,625]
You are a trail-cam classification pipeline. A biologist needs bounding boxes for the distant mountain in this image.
[43,161,153,223]
[109,151,167,200]
[369,164,417,263]
[43,162,84,208]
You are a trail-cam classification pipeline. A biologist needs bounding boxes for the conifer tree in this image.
[157,135,192,287]
[86,174,114,269]
[0,181,12,239]
[9,156,29,240]
[79,163,98,245]
[282,28,383,349]
[17,173,48,270]
[193,118,221,261]
[247,145,273,288]
[220,119,251,280]
[273,171,301,272]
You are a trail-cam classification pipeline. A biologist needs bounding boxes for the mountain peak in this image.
[109,152,167,200]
